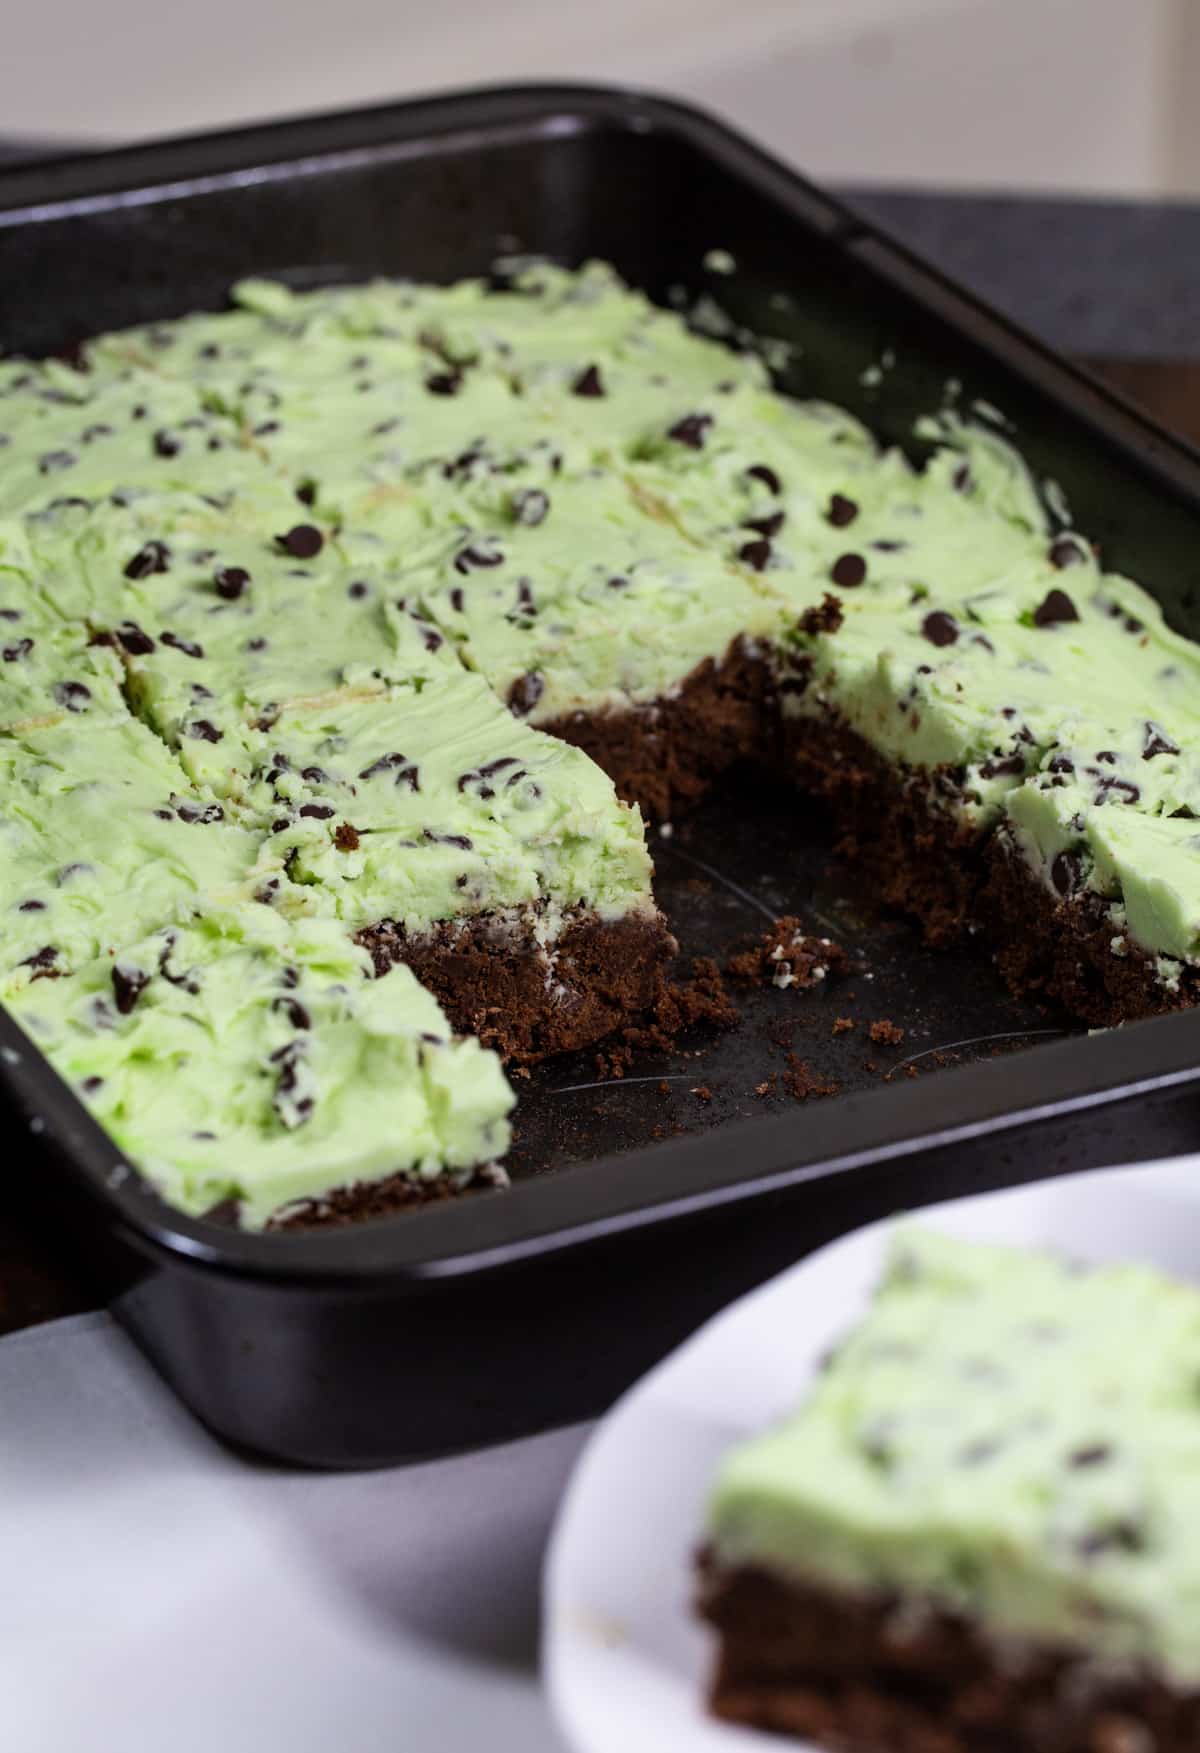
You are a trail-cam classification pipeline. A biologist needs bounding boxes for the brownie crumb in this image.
[868,1019,905,1045]
[593,1043,634,1081]
[726,916,846,992]
[832,1016,856,1035]
[334,822,360,852]
[796,592,844,637]
[691,1084,713,1103]
[783,1054,839,1102]
[616,956,739,1056]
[754,1079,774,1098]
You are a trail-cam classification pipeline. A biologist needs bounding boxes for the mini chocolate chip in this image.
[826,492,859,527]
[1049,537,1085,568]
[123,540,170,580]
[743,510,784,538]
[114,620,156,656]
[152,430,181,458]
[952,462,972,492]
[667,412,713,449]
[273,995,312,1029]
[247,637,268,652]
[508,672,544,717]
[1096,750,1117,765]
[1143,721,1180,760]
[454,542,504,574]
[572,363,605,397]
[2,637,33,662]
[1069,1444,1113,1469]
[161,630,204,659]
[18,899,46,912]
[1051,850,1082,896]
[271,817,291,834]
[425,371,461,396]
[831,552,867,588]
[1047,754,1075,775]
[449,587,465,613]
[275,524,324,559]
[738,537,772,572]
[188,719,223,743]
[112,964,150,1015]
[81,1075,104,1095]
[424,830,473,851]
[512,488,550,527]
[347,580,368,600]
[1033,587,1079,627]
[746,464,781,495]
[38,449,76,474]
[21,945,60,972]
[1096,776,1141,805]
[299,803,334,820]
[214,565,249,600]
[176,800,224,824]
[1077,1520,1144,1558]
[921,610,958,647]
[295,481,317,507]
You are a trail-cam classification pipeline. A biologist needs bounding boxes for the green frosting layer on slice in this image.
[8,907,513,1228]
[708,1228,1200,1684]
[0,717,268,990]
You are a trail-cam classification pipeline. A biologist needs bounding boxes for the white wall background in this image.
[5,0,1200,195]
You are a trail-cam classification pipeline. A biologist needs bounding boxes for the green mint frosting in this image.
[709,1228,1200,1683]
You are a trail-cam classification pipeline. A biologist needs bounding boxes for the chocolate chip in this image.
[358,751,420,790]
[425,371,461,395]
[188,719,223,743]
[1069,1444,1113,1468]
[743,510,784,538]
[176,800,224,824]
[952,462,972,492]
[275,524,324,559]
[21,945,61,973]
[1077,1520,1144,1558]
[273,996,312,1029]
[247,637,268,652]
[214,565,249,600]
[424,830,473,851]
[1047,754,1075,774]
[797,593,844,637]
[449,587,465,613]
[334,822,360,852]
[1033,588,1079,627]
[921,610,958,647]
[114,620,156,656]
[81,1076,104,1096]
[571,364,605,397]
[1051,850,1082,895]
[347,580,368,600]
[295,481,316,507]
[826,492,858,527]
[979,752,1025,779]
[301,766,328,784]
[1096,776,1141,805]
[1049,537,1085,569]
[152,430,181,458]
[2,637,33,662]
[746,464,781,495]
[606,576,627,591]
[112,963,150,1015]
[38,450,76,474]
[667,412,713,449]
[454,542,503,574]
[831,552,867,588]
[732,535,769,572]
[511,488,550,527]
[508,672,544,717]
[161,630,204,659]
[1143,721,1180,760]
[18,899,46,912]
[123,540,170,580]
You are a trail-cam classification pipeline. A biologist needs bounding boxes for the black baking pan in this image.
[5,84,1200,1465]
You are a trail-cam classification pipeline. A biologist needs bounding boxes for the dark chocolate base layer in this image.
[782,713,988,949]
[538,638,774,821]
[357,906,677,1065]
[273,1165,505,1231]
[698,1559,1200,1752]
[981,833,1196,1028]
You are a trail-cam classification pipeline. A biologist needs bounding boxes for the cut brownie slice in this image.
[8,906,514,1228]
[699,1228,1200,1750]
[235,668,668,1061]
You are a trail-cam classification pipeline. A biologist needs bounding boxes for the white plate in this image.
[543,1157,1200,1753]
